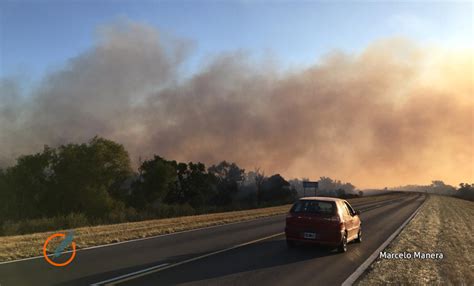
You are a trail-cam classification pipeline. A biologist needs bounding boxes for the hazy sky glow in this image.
[1,1,472,79]
[0,1,473,188]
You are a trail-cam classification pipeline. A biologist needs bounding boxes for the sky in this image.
[1,1,472,80]
[0,1,473,188]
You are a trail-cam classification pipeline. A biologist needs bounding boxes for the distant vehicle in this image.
[285,197,362,252]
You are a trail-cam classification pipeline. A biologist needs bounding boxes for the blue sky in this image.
[0,1,472,81]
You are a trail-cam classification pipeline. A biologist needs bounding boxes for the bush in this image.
[149,203,196,218]
[456,183,474,201]
[1,213,89,236]
[0,198,296,236]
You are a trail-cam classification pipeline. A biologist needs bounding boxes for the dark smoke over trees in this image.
[0,20,472,188]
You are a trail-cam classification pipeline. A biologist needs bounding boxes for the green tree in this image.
[0,147,56,219]
[51,136,133,218]
[0,137,133,220]
[0,168,5,218]
[260,174,295,204]
[336,188,346,198]
[457,183,474,201]
[166,162,217,207]
[208,161,245,205]
[254,168,265,206]
[183,162,217,207]
[131,155,177,209]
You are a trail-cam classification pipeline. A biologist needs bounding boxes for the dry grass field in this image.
[0,193,399,262]
[358,195,474,285]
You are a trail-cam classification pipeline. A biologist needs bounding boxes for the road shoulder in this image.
[357,195,474,285]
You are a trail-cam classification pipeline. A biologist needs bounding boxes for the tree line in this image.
[0,137,296,234]
[4,136,468,236]
[395,181,474,201]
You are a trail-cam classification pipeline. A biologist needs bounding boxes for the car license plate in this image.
[304,232,316,239]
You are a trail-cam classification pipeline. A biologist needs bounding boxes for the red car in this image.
[285,197,362,252]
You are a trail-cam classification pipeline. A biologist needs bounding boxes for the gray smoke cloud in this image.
[1,20,472,188]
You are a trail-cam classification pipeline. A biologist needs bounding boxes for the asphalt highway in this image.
[0,193,425,286]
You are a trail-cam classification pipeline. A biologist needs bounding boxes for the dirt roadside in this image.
[358,195,474,285]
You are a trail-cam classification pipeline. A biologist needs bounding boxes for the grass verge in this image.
[357,195,474,285]
[0,193,399,263]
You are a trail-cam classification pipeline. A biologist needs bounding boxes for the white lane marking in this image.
[341,195,426,286]
[102,232,285,285]
[99,196,408,285]
[0,194,404,266]
[89,263,170,286]
[0,215,284,265]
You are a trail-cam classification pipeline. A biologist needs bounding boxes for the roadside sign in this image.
[302,181,319,196]
[303,181,318,188]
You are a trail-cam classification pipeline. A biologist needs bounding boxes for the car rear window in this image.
[291,200,336,215]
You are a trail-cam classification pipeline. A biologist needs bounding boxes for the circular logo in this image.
[43,233,76,267]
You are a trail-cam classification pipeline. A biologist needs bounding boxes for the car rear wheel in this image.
[286,239,296,248]
[338,233,348,253]
[355,228,362,243]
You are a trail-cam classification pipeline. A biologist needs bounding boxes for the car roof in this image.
[298,196,346,203]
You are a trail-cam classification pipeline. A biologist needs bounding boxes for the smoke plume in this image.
[1,21,472,188]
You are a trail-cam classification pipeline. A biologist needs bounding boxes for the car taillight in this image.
[327,216,344,230]
[339,221,344,230]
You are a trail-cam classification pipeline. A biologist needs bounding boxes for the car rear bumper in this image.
[285,227,344,246]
